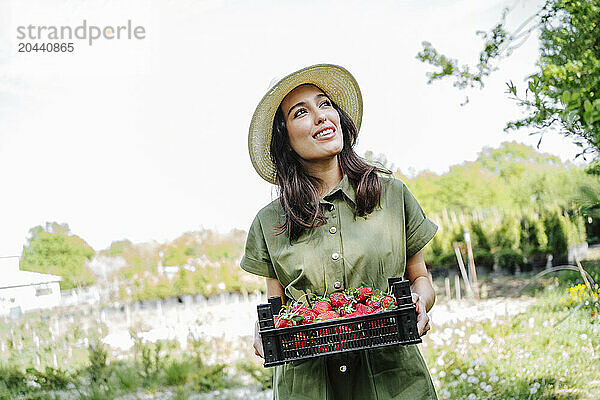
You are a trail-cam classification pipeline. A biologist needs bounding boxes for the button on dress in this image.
[241,175,439,400]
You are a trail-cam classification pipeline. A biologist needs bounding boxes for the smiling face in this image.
[280,84,343,164]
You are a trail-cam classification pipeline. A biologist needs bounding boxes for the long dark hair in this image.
[270,94,390,241]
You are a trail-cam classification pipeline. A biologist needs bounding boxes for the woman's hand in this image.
[254,320,264,358]
[412,292,431,336]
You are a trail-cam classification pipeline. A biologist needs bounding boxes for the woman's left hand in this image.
[412,292,431,336]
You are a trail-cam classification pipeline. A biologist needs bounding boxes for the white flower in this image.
[485,385,492,392]
[440,389,450,399]
[439,371,446,378]
[460,373,468,380]
[431,368,438,374]
[468,334,482,345]
[530,387,538,394]
[467,368,475,375]
[533,382,541,389]
[452,369,461,376]
[468,376,479,384]
[467,394,477,400]
[479,382,487,389]
[490,375,499,383]
[579,334,588,340]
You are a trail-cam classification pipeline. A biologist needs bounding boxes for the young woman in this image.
[242,64,438,399]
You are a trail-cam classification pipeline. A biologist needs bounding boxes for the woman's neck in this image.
[302,156,343,198]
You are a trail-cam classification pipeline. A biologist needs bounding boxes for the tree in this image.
[417,0,600,164]
[20,222,96,290]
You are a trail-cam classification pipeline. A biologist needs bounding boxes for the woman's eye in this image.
[293,108,307,118]
[320,100,331,107]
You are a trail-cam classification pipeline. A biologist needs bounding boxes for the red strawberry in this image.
[366,299,381,310]
[317,310,340,321]
[312,300,332,314]
[298,309,317,325]
[330,292,350,308]
[357,287,372,303]
[382,296,396,309]
[274,315,292,328]
[355,303,374,315]
[291,303,311,313]
[338,303,355,317]
[344,311,361,318]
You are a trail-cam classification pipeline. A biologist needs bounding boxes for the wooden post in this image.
[444,277,451,300]
[575,257,593,295]
[455,274,461,300]
[454,242,473,298]
[464,230,480,299]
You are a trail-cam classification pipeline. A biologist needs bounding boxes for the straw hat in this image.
[248,64,363,184]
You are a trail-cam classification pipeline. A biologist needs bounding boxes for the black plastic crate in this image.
[257,278,421,367]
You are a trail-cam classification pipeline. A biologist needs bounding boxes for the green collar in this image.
[322,174,356,207]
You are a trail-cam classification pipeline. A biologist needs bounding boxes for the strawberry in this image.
[291,303,311,313]
[338,303,355,317]
[344,311,361,318]
[381,296,396,309]
[355,303,374,315]
[317,310,340,321]
[366,299,382,310]
[312,300,332,315]
[298,309,317,325]
[330,292,350,308]
[356,286,372,303]
[274,315,292,328]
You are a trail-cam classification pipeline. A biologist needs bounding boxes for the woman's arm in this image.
[254,277,286,358]
[266,277,286,304]
[405,249,435,335]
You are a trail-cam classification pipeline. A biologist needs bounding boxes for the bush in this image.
[470,221,491,251]
[165,360,191,386]
[434,251,458,269]
[235,360,273,390]
[543,209,569,263]
[0,363,28,393]
[26,366,70,391]
[474,249,494,269]
[494,248,525,274]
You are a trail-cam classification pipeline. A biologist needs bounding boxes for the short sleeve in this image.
[403,183,438,259]
[240,214,277,279]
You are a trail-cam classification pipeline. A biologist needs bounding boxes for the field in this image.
[1,259,599,400]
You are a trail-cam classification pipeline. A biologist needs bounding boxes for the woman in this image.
[241,64,438,399]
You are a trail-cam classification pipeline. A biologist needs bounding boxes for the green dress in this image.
[241,175,439,400]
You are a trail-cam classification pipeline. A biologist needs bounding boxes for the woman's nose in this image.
[315,112,327,125]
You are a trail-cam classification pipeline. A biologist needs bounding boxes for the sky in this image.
[0,0,587,257]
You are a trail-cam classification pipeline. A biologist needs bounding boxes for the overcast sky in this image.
[0,0,586,256]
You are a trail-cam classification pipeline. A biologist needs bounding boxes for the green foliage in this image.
[20,222,96,290]
[418,0,600,159]
[492,215,521,252]
[474,249,494,269]
[164,360,191,386]
[543,209,569,261]
[495,248,525,274]
[26,366,70,391]
[0,363,28,394]
[399,142,600,216]
[100,239,132,257]
[235,360,273,391]
[86,340,110,387]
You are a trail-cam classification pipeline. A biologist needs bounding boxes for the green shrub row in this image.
[424,207,587,273]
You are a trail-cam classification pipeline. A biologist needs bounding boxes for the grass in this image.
[1,260,598,399]
[423,260,600,399]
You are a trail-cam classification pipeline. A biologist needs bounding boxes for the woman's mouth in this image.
[313,127,336,140]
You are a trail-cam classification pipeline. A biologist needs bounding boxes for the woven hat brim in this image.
[248,64,363,184]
